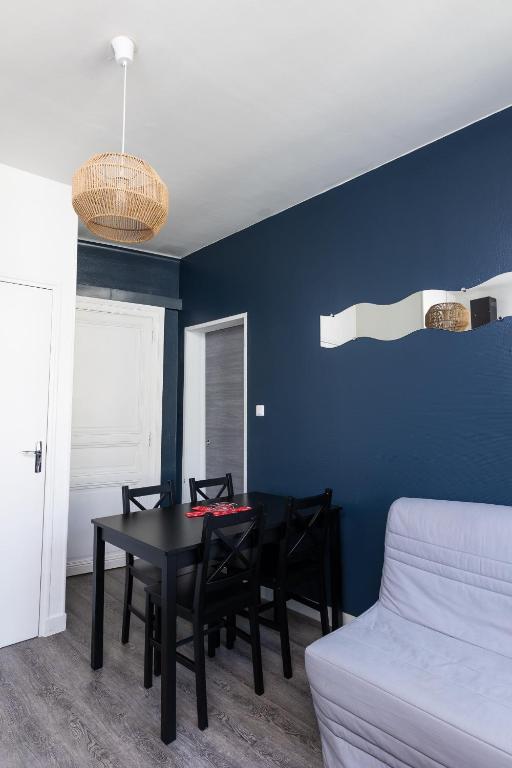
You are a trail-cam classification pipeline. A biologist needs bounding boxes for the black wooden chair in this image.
[189,472,236,650]
[144,506,265,730]
[121,481,176,645]
[256,488,333,679]
[189,472,234,504]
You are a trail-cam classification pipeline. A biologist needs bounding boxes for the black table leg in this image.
[160,553,177,744]
[91,524,105,669]
[329,508,343,630]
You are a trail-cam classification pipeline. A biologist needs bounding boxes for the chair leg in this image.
[193,620,208,730]
[226,614,236,649]
[207,623,216,658]
[154,605,161,676]
[319,571,330,637]
[248,604,264,695]
[144,593,153,689]
[121,568,133,644]
[276,589,292,679]
[214,629,221,648]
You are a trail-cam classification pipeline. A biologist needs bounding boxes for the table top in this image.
[92,491,291,555]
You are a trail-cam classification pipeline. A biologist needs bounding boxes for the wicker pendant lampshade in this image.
[425,301,470,332]
[72,37,168,244]
[72,152,168,243]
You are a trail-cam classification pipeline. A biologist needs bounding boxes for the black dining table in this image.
[90,491,342,744]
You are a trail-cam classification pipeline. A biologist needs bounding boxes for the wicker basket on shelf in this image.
[425,302,470,332]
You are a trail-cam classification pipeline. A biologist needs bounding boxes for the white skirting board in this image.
[66,551,126,577]
[40,612,67,636]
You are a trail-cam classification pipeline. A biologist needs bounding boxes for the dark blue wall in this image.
[180,107,512,616]
[77,242,180,488]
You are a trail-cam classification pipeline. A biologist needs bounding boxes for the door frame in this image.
[182,313,247,502]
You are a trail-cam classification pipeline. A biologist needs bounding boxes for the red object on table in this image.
[186,503,252,518]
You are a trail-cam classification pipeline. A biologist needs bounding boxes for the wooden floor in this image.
[0,568,324,768]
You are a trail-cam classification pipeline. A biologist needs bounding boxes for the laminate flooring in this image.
[0,569,324,768]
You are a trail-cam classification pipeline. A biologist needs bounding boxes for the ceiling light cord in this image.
[121,61,127,154]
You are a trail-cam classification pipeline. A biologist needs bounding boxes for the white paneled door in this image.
[0,281,52,648]
[68,297,164,574]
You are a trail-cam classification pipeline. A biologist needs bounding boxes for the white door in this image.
[67,297,164,574]
[0,281,52,648]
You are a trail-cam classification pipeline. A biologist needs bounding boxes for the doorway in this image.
[182,313,247,502]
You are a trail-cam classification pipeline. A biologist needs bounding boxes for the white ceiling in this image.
[2,1,512,257]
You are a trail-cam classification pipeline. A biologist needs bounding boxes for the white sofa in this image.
[305,497,512,767]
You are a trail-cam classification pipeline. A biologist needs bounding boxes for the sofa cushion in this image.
[305,602,512,768]
[380,497,512,657]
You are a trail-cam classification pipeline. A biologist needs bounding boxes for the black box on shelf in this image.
[470,296,497,328]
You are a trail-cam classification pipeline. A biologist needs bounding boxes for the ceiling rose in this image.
[72,36,168,244]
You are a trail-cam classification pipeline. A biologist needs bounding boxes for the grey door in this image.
[205,325,244,493]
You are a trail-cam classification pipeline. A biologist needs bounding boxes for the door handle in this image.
[21,441,43,473]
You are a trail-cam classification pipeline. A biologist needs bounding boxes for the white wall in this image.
[0,162,77,636]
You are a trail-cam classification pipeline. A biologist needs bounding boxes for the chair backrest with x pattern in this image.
[279,489,333,579]
[194,506,265,611]
[189,473,234,504]
[122,481,176,516]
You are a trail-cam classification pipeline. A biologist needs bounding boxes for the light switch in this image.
[256,404,265,417]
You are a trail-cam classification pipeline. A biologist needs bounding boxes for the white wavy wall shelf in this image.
[320,272,512,349]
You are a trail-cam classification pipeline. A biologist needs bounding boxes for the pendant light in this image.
[72,36,168,244]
